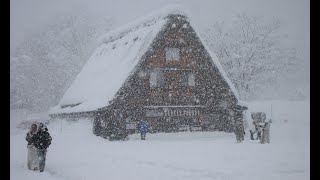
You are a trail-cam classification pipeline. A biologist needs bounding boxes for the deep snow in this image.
[10,100,309,180]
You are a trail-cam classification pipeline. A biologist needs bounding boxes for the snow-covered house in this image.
[49,6,247,138]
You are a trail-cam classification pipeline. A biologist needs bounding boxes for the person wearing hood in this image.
[137,119,149,140]
[39,122,48,131]
[33,123,52,172]
[26,124,38,145]
[26,123,39,170]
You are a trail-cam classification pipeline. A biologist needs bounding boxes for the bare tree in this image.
[203,13,299,100]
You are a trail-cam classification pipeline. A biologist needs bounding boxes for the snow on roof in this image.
[49,4,241,115]
[187,20,240,101]
[97,4,190,46]
[49,13,168,115]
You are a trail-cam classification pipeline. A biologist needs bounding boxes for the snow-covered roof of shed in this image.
[49,4,241,115]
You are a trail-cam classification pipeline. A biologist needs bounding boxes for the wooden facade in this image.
[51,14,247,139]
[92,14,246,138]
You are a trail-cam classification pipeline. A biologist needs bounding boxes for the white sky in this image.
[10,0,309,64]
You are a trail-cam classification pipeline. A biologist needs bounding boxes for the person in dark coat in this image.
[33,123,52,172]
[39,122,48,131]
[26,124,38,145]
[137,119,149,140]
[26,124,39,170]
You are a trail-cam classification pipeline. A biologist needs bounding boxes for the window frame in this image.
[180,72,196,87]
[149,70,165,88]
[165,47,180,62]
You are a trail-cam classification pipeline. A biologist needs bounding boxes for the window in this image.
[150,70,165,88]
[165,48,180,61]
[150,72,157,87]
[181,73,195,87]
[181,73,188,87]
[188,74,195,86]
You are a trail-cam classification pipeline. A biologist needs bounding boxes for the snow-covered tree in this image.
[10,14,114,111]
[203,13,299,100]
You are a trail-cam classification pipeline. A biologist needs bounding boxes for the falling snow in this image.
[11,2,309,180]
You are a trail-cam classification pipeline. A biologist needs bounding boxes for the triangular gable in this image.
[49,5,241,115]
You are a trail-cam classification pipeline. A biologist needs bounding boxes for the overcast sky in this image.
[10,0,309,63]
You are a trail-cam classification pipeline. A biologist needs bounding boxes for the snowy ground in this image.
[10,100,309,180]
